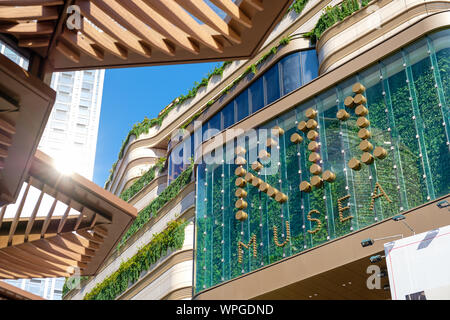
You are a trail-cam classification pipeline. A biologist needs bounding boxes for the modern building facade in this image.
[62,0,450,300]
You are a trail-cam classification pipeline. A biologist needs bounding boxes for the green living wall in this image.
[194,29,450,293]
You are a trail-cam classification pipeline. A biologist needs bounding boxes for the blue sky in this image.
[93,62,219,186]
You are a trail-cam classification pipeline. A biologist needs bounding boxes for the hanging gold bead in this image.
[297,121,308,132]
[235,188,247,198]
[275,193,288,203]
[307,130,319,140]
[311,175,323,187]
[300,181,312,192]
[271,126,284,136]
[259,182,269,192]
[290,133,303,144]
[252,177,262,187]
[266,138,278,148]
[355,105,369,116]
[308,152,321,163]
[252,161,263,172]
[344,96,355,108]
[352,82,366,94]
[348,158,362,171]
[374,146,388,159]
[267,187,279,198]
[244,172,254,183]
[323,170,336,182]
[356,117,370,128]
[235,177,247,187]
[258,149,271,161]
[361,152,374,165]
[235,146,246,156]
[359,140,373,152]
[235,156,247,165]
[235,210,248,221]
[308,141,320,152]
[235,167,247,177]
[235,199,248,210]
[306,119,318,130]
[305,108,318,119]
[310,164,322,175]
[354,94,367,105]
[337,109,350,121]
[358,128,371,140]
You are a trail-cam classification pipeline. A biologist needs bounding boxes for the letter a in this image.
[369,182,392,211]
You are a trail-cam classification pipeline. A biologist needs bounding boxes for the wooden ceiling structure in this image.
[0,150,137,279]
[0,0,293,73]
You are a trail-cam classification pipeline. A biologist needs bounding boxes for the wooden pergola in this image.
[0,0,292,73]
[0,150,137,279]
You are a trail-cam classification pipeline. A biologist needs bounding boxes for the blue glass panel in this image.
[280,52,301,95]
[236,89,249,122]
[222,101,234,129]
[249,77,264,113]
[301,50,319,85]
[264,63,281,105]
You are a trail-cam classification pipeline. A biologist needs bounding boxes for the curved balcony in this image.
[109,146,166,196]
[316,0,450,74]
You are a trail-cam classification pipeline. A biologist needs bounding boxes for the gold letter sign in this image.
[369,182,392,210]
[238,234,257,263]
[338,195,353,223]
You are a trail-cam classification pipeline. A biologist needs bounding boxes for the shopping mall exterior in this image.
[63,0,450,300]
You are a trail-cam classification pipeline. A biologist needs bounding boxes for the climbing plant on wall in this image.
[84,220,189,300]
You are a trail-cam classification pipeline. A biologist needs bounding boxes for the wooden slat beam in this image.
[0,251,58,278]
[61,29,104,61]
[18,36,50,48]
[210,0,252,28]
[32,238,91,263]
[24,188,44,242]
[0,263,34,279]
[0,1,63,5]
[0,5,59,21]
[143,0,223,53]
[74,207,86,231]
[7,182,31,246]
[76,1,152,58]
[20,242,87,270]
[57,203,71,234]
[93,225,108,238]
[46,236,96,257]
[76,229,104,244]
[0,269,16,279]
[0,206,6,230]
[0,132,12,147]
[176,0,241,44]
[91,0,175,57]
[2,246,73,274]
[244,0,264,11]
[40,197,57,238]
[79,18,127,60]
[0,117,15,135]
[59,232,100,250]
[55,39,80,63]
[0,21,54,35]
[121,0,199,55]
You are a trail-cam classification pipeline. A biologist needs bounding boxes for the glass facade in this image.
[168,49,319,184]
[194,30,450,293]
